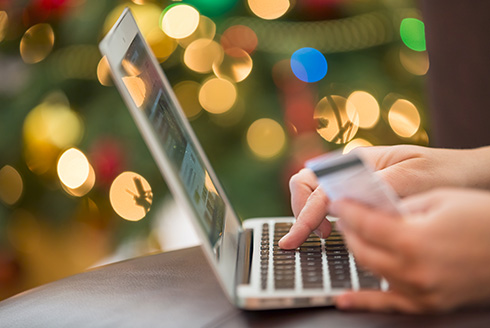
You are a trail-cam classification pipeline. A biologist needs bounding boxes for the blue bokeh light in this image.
[290,47,328,83]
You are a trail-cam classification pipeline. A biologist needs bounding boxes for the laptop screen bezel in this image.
[99,8,242,302]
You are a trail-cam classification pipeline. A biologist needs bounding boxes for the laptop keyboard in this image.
[260,222,380,291]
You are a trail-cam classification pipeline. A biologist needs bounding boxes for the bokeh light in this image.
[184,39,224,73]
[343,138,373,154]
[20,23,55,64]
[315,95,359,144]
[97,56,112,87]
[248,0,290,20]
[346,91,380,129]
[23,95,84,175]
[199,78,237,114]
[0,166,23,206]
[400,18,426,52]
[247,118,286,159]
[184,0,238,17]
[177,16,216,48]
[57,148,91,189]
[0,11,7,43]
[399,47,429,76]
[291,47,328,83]
[174,81,202,119]
[388,99,421,138]
[213,48,253,83]
[110,172,153,222]
[160,4,200,39]
[57,148,96,197]
[221,25,258,55]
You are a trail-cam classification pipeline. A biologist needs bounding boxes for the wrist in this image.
[462,146,490,190]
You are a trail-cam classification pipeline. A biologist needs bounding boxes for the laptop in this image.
[99,8,384,310]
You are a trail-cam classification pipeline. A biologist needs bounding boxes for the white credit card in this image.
[306,151,402,215]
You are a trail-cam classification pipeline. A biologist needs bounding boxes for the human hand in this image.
[332,188,490,313]
[279,145,486,250]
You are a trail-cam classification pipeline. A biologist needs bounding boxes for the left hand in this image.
[330,188,490,313]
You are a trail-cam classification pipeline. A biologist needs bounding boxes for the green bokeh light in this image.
[183,0,238,17]
[400,18,426,52]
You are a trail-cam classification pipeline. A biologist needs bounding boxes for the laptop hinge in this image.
[235,228,253,286]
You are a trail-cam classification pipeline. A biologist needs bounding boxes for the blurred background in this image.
[0,0,428,300]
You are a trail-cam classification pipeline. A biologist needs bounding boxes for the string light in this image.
[248,0,290,20]
[0,165,23,206]
[20,23,55,64]
[346,91,380,129]
[184,39,224,73]
[177,16,216,48]
[400,18,426,52]
[290,47,328,83]
[110,172,153,222]
[388,98,421,138]
[199,78,237,114]
[315,95,359,144]
[57,148,95,197]
[160,4,200,39]
[213,48,253,83]
[247,118,286,159]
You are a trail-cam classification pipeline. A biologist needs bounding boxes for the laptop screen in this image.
[120,34,225,247]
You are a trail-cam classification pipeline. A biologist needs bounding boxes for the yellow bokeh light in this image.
[20,23,55,64]
[184,39,224,74]
[122,76,147,108]
[178,16,216,48]
[0,165,23,206]
[110,171,153,222]
[23,101,83,150]
[213,48,253,83]
[160,4,200,39]
[248,0,290,20]
[343,138,373,154]
[97,56,113,86]
[346,91,380,129]
[57,148,91,190]
[0,11,8,43]
[146,27,177,62]
[199,78,237,114]
[399,47,430,76]
[247,118,286,159]
[174,81,202,119]
[315,95,359,144]
[388,99,421,138]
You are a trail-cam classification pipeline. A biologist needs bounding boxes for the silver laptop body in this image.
[99,9,383,310]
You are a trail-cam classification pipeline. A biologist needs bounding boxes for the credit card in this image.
[306,151,402,215]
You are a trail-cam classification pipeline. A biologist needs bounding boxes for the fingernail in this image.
[278,233,290,245]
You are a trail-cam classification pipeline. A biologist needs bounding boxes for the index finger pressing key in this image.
[279,186,331,250]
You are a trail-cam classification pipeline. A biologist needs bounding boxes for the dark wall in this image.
[421,0,490,148]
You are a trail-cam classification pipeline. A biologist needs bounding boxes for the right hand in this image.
[278,144,490,250]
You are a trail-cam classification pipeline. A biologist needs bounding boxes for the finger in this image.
[314,219,331,239]
[330,200,403,252]
[400,189,445,214]
[290,168,320,217]
[335,290,422,314]
[339,224,395,277]
[279,187,330,249]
